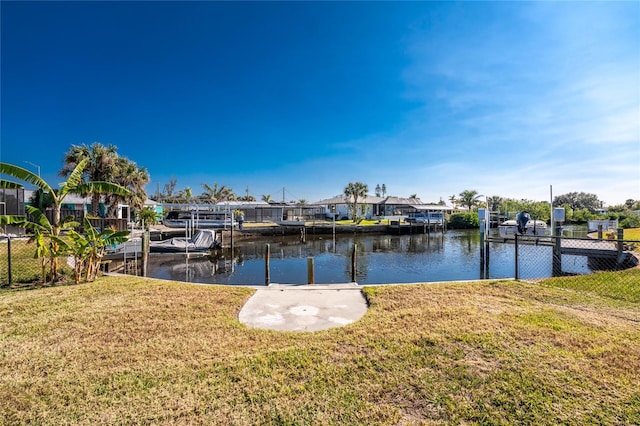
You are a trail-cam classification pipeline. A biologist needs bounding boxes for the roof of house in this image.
[312,195,426,206]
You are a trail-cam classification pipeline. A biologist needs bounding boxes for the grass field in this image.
[1,269,639,425]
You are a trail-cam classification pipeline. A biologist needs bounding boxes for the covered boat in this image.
[498,212,548,237]
[150,230,221,253]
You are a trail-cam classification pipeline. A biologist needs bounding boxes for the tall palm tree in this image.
[486,196,503,212]
[60,143,118,216]
[459,189,483,211]
[448,194,457,208]
[261,194,272,203]
[105,157,150,218]
[344,182,368,222]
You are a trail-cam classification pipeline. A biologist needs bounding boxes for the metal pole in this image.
[480,219,485,279]
[7,237,12,285]
[616,228,624,269]
[553,224,562,276]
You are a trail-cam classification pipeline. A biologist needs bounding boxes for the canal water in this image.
[145,228,593,285]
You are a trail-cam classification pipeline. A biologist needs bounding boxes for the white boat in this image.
[498,212,548,237]
[150,230,221,253]
[163,210,236,229]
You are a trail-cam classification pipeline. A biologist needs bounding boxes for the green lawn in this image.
[1,271,639,425]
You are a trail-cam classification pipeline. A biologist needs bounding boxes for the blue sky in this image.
[1,1,638,206]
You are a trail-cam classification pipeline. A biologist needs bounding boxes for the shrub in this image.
[448,212,479,229]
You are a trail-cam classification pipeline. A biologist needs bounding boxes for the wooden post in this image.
[351,244,357,283]
[597,224,603,240]
[307,257,314,284]
[514,233,519,280]
[264,243,270,286]
[142,230,149,277]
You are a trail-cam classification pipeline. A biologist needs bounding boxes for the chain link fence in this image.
[487,233,639,297]
[0,236,43,286]
[3,233,639,289]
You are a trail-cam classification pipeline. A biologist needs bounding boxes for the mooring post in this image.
[351,244,357,282]
[514,233,519,280]
[265,243,270,286]
[142,230,149,277]
[598,224,603,240]
[307,257,314,284]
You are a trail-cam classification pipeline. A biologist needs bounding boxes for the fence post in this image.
[616,228,624,269]
[307,257,314,284]
[264,243,270,286]
[7,237,12,285]
[514,234,519,280]
[351,244,357,283]
[552,234,562,277]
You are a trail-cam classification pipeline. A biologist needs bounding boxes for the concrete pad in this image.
[238,283,368,332]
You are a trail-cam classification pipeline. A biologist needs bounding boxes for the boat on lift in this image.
[498,211,548,237]
[163,210,236,229]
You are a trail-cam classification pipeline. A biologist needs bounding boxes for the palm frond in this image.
[0,162,54,194]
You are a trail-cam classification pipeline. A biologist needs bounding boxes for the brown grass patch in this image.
[1,277,639,425]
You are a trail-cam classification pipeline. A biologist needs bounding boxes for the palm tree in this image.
[201,183,236,204]
[1,160,130,282]
[459,189,483,211]
[178,187,193,205]
[344,182,368,223]
[409,194,418,199]
[448,194,457,208]
[105,157,150,218]
[486,196,503,213]
[262,194,272,203]
[60,143,118,216]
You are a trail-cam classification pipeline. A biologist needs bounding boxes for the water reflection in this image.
[145,228,595,285]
